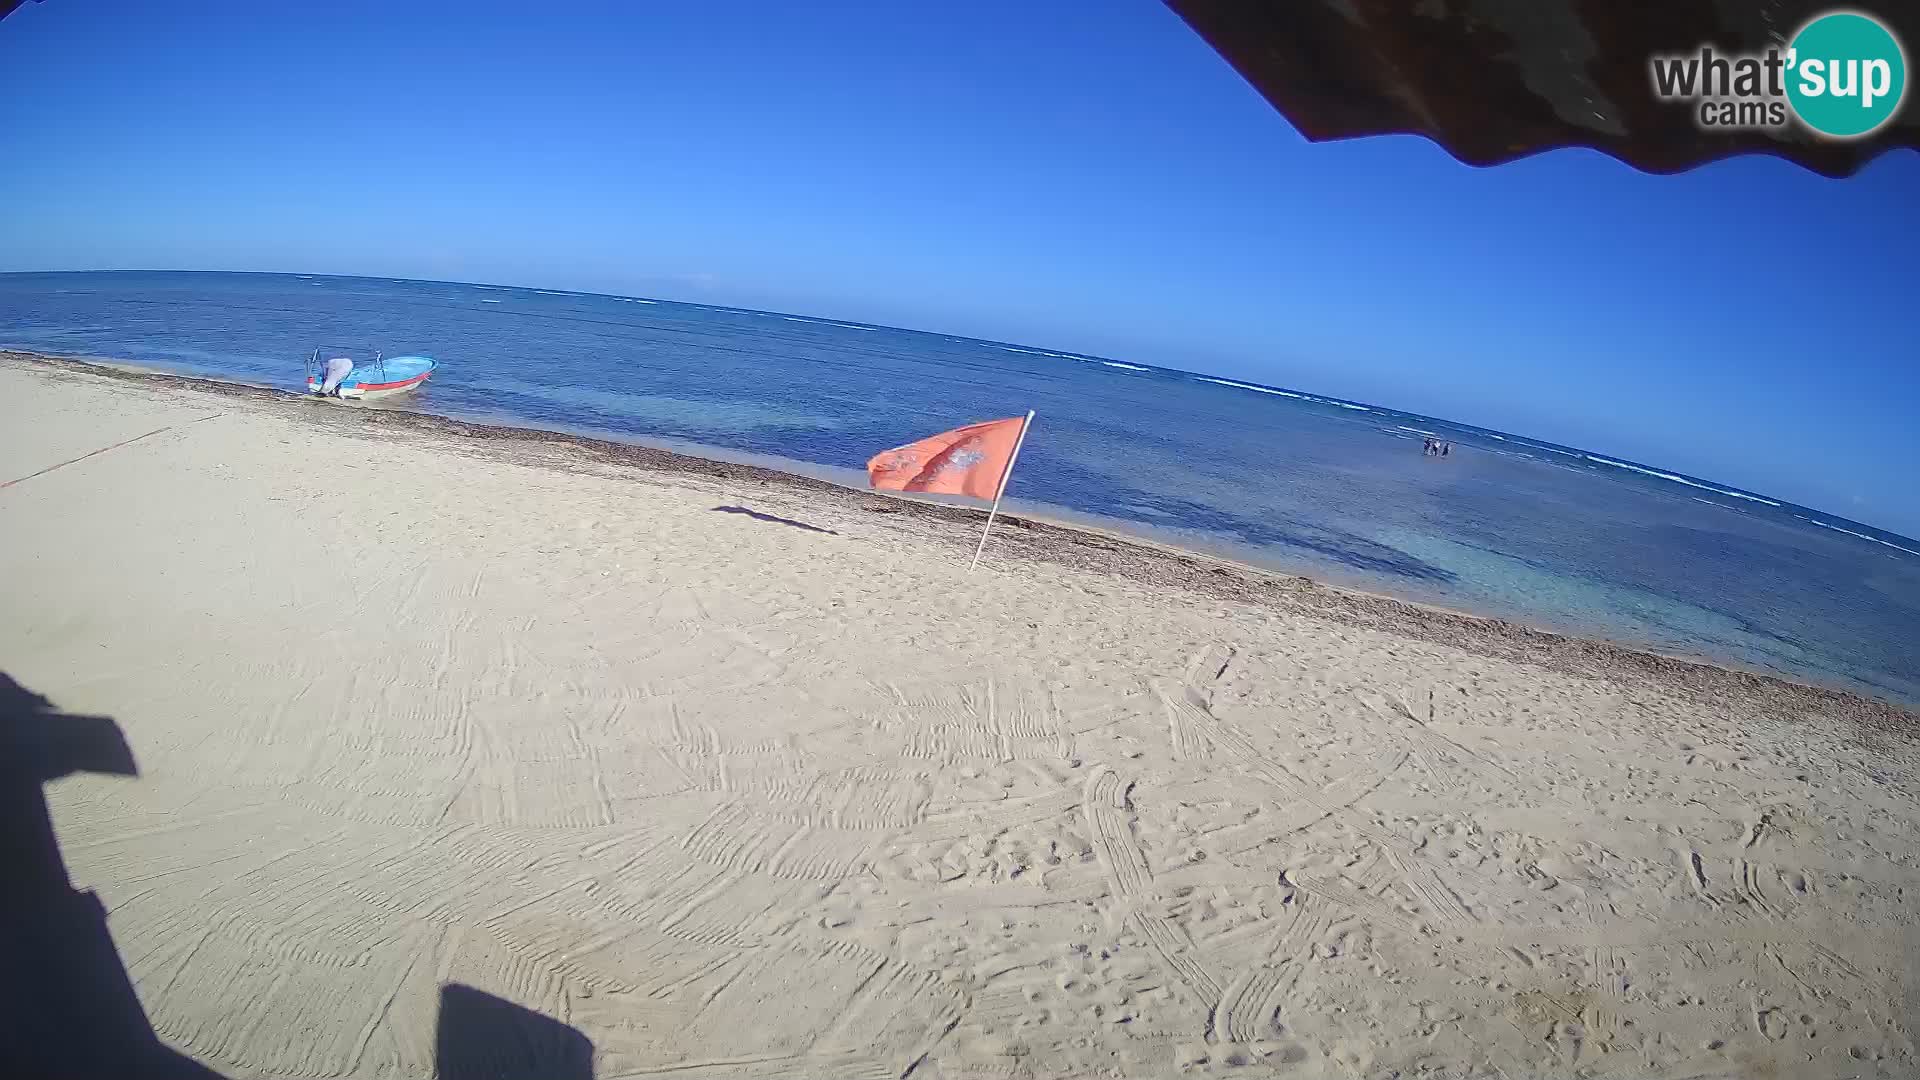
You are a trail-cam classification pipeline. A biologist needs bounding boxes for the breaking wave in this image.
[1583,454,1782,506]
[1810,520,1920,558]
[1198,376,1305,398]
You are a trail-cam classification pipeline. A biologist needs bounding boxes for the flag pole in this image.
[969,410,1035,572]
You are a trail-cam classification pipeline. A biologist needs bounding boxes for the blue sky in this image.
[2,0,1916,535]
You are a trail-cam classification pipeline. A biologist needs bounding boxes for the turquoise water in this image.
[5,270,1916,705]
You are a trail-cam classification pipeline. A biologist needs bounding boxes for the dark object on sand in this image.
[1,672,217,1077]
[1163,0,1919,177]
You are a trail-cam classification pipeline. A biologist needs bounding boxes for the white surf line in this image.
[1102,361,1148,372]
[1201,379,1370,411]
[1197,376,1306,399]
[1809,520,1920,558]
[1583,454,1782,506]
[994,345,1090,361]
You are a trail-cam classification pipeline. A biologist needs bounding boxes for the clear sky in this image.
[2,0,1916,535]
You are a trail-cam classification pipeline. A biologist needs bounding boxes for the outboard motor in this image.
[317,356,354,396]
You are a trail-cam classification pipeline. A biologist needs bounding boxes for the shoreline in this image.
[6,349,1915,1077]
[9,348,1915,732]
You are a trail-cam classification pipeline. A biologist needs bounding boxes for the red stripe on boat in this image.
[355,372,432,391]
[305,372,431,392]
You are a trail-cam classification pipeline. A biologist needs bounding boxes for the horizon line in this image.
[4,266,1914,549]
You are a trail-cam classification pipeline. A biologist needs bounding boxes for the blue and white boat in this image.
[305,347,436,400]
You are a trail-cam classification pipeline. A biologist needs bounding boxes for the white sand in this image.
[3,357,1915,1078]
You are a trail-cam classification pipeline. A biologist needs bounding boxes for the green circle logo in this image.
[1786,11,1908,138]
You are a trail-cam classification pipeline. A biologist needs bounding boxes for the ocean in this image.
[5,270,1917,707]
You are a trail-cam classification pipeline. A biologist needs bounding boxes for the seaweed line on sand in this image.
[9,348,1914,748]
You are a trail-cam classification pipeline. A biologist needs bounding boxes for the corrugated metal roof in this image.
[1165,0,1918,177]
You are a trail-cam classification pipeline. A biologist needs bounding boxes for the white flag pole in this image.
[969,410,1035,572]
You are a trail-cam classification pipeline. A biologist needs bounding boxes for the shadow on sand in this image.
[437,984,593,1080]
[0,671,594,1079]
[712,504,840,535]
[0,671,212,1078]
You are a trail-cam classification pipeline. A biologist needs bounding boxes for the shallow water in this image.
[5,270,1917,705]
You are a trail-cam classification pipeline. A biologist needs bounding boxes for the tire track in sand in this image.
[605,1054,895,1079]
[1162,646,1476,929]
[1085,762,1362,1047]
[1081,766,1226,1018]
[1212,894,1332,1044]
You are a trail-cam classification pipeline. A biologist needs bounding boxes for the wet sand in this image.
[3,352,1915,1078]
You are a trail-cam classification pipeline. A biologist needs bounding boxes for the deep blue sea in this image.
[6,270,1917,706]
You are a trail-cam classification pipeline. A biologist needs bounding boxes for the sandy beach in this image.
[3,352,1915,1078]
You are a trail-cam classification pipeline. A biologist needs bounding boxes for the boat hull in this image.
[306,370,432,400]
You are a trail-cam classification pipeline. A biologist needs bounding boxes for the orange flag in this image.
[867,415,1029,499]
